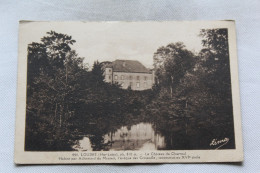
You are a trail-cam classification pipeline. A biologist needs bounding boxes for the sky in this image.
[19,21,218,69]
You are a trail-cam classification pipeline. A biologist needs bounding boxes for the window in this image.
[129,76,132,80]
[115,75,118,80]
[137,76,140,80]
[144,82,147,88]
[121,75,124,80]
[109,75,111,80]
[136,82,140,88]
[128,82,133,89]
[144,76,147,81]
[109,69,112,72]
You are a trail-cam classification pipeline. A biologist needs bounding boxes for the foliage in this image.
[26,31,87,150]
[153,42,195,97]
[25,29,235,151]
[148,29,234,149]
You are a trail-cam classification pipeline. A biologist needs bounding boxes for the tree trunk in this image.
[170,86,173,98]
[170,76,174,98]
[65,60,68,84]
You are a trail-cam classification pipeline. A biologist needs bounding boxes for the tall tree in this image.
[198,28,233,123]
[26,31,86,150]
[91,60,105,85]
[199,29,231,96]
[153,42,195,98]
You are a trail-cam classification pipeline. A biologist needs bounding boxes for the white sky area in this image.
[20,21,219,69]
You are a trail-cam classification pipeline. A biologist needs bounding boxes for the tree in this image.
[173,28,233,123]
[149,30,234,147]
[199,29,233,116]
[153,42,195,98]
[26,31,86,150]
[199,29,231,96]
[91,60,105,85]
[41,31,76,70]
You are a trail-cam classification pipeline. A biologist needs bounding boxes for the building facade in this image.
[102,60,154,90]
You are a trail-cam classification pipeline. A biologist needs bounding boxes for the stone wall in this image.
[112,71,154,90]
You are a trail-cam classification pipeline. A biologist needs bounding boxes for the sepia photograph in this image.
[15,21,243,163]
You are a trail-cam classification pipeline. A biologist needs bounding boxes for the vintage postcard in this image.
[14,21,243,164]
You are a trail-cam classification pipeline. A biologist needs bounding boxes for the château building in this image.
[102,60,155,90]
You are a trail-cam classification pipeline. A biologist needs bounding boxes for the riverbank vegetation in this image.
[25,29,235,151]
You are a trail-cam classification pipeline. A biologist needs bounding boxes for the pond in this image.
[72,122,166,151]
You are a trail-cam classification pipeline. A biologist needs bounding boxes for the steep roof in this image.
[109,60,151,73]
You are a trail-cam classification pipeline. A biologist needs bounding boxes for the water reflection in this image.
[73,123,165,151]
[73,137,93,151]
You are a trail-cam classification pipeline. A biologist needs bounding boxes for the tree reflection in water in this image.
[73,123,165,151]
[71,112,235,151]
